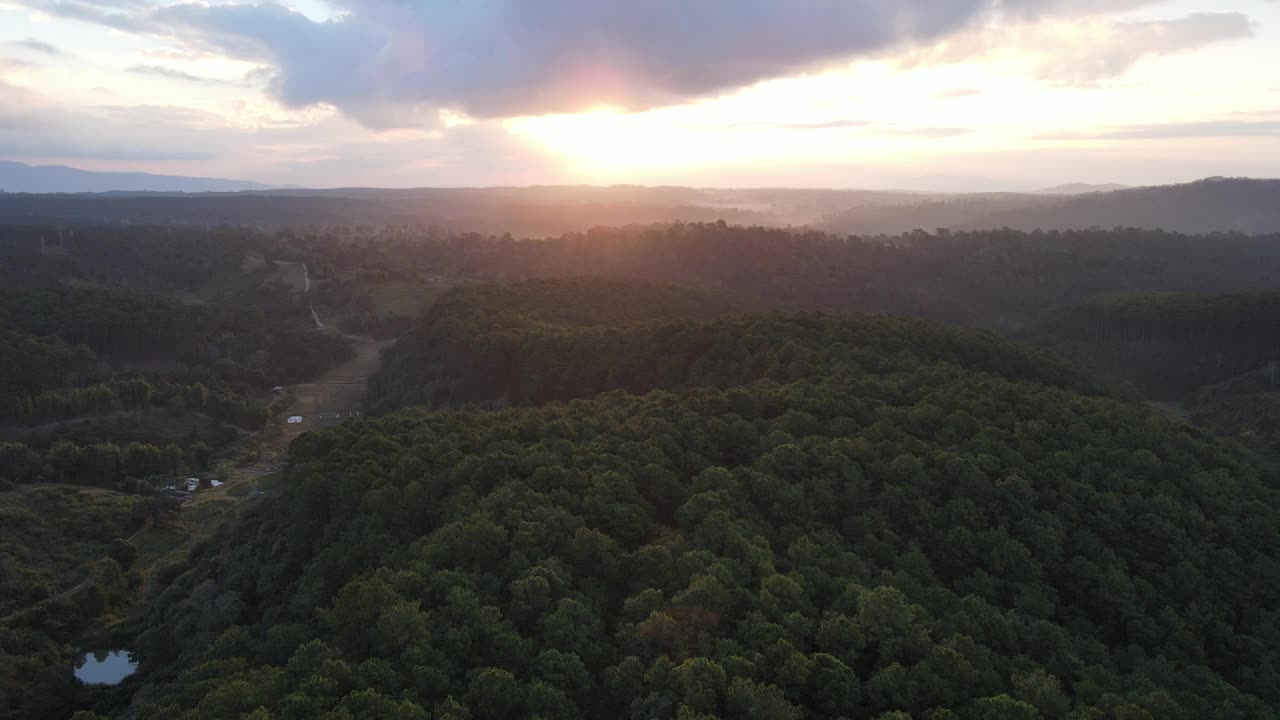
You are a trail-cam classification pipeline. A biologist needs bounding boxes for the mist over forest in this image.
[1,177,1277,238]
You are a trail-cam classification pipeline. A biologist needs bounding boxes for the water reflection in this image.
[74,650,137,685]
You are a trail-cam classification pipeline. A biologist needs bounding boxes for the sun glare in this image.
[508,108,713,176]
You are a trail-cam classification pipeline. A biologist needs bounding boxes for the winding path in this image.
[1,577,93,625]
[274,261,326,330]
[4,262,401,629]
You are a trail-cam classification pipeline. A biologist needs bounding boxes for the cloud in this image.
[13,0,1169,127]
[936,88,983,99]
[14,38,60,55]
[19,0,145,31]
[714,119,876,131]
[0,104,218,161]
[0,57,37,72]
[0,77,229,162]
[0,76,563,186]
[897,11,1252,86]
[1038,120,1280,141]
[127,64,228,85]
[1032,13,1254,86]
[892,127,972,138]
[701,119,970,138]
[272,123,564,187]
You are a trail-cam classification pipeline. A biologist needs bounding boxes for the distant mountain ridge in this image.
[1034,183,1130,195]
[0,170,1276,236]
[823,177,1280,235]
[0,161,277,193]
[979,177,1280,234]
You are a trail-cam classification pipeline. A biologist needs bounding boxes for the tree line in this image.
[1,378,269,430]
[0,438,210,487]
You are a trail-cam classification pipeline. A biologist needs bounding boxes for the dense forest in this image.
[0,287,351,388]
[6,222,1280,719]
[0,286,352,484]
[6,219,1280,458]
[250,223,1280,331]
[1034,292,1280,451]
[1034,292,1280,397]
[63,279,1276,720]
[367,280,1107,412]
[0,226,266,295]
[8,222,1280,334]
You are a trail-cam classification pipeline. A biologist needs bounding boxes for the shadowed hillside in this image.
[823,178,1280,235]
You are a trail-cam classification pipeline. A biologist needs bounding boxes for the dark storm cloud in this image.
[17,0,1162,126]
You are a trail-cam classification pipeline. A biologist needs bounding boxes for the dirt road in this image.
[273,261,326,330]
[280,336,394,439]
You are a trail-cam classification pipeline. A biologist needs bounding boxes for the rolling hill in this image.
[0,161,276,194]
[115,279,1280,720]
[822,177,1280,235]
[2,177,1278,236]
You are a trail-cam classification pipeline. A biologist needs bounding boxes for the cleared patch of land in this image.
[284,336,394,433]
[266,260,309,293]
[366,280,443,317]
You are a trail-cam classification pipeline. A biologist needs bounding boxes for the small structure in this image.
[160,488,193,503]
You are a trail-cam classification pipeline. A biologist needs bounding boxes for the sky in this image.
[0,0,1277,191]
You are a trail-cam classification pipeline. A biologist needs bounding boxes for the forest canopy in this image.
[119,280,1280,720]
[367,280,1111,413]
[8,223,1280,719]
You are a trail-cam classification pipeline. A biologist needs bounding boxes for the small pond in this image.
[74,650,137,685]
